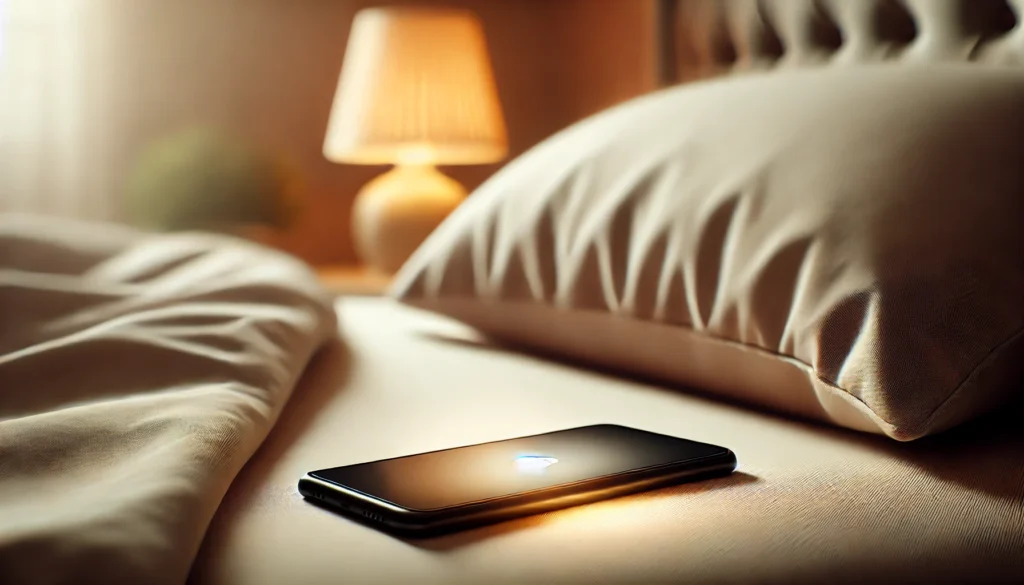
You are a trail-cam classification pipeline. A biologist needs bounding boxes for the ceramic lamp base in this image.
[351,164,466,275]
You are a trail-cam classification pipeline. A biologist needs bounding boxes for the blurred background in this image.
[0,0,660,266]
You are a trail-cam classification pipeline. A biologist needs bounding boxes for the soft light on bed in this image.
[323,7,507,275]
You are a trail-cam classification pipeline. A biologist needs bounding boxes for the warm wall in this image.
[13,0,657,264]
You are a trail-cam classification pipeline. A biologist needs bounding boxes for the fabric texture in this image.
[0,214,337,585]
[667,0,1024,85]
[191,298,1024,585]
[392,65,1024,441]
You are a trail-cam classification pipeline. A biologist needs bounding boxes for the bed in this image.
[187,2,1024,584]
[186,298,1023,585]
[3,1,1022,584]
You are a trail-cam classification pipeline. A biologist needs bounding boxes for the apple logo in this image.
[515,455,558,474]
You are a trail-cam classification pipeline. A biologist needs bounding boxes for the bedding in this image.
[5,2,1023,583]
[191,298,1024,585]
[393,65,1024,442]
[0,215,337,585]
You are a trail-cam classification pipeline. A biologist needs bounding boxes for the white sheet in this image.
[0,215,337,584]
[191,298,1024,585]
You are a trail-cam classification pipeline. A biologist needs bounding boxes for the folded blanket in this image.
[0,215,337,585]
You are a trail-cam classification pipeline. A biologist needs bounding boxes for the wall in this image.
[50,0,658,264]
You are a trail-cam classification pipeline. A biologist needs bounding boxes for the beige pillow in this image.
[392,65,1024,441]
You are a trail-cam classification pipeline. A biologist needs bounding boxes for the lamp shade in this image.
[323,8,508,166]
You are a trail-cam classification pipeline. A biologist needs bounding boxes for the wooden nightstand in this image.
[316,266,392,297]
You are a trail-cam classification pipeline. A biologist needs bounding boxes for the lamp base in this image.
[351,164,467,275]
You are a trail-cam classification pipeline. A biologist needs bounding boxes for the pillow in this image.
[391,65,1024,441]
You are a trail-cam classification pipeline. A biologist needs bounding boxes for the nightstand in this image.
[316,265,392,297]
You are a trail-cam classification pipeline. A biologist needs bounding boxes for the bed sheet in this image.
[0,215,336,585]
[191,297,1024,585]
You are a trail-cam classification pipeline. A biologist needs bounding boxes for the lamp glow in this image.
[323,7,507,274]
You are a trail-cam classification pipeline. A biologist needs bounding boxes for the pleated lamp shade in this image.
[323,7,508,166]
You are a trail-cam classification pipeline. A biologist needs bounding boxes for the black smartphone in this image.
[298,424,736,537]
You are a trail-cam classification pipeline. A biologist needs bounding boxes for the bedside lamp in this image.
[324,7,508,274]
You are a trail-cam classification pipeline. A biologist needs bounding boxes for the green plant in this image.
[124,127,301,233]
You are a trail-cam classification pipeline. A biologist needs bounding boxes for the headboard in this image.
[656,0,1024,86]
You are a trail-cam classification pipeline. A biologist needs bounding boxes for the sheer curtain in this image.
[0,0,109,219]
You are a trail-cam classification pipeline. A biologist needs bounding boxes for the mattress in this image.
[189,298,1024,585]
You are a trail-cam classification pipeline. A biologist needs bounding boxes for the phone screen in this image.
[310,424,729,511]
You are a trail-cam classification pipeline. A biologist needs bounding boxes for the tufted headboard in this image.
[656,0,1024,86]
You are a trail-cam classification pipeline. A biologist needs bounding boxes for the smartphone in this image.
[298,424,736,537]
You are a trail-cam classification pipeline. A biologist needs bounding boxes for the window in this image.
[0,0,89,217]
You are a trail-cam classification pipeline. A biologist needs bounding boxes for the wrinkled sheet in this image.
[0,215,337,585]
